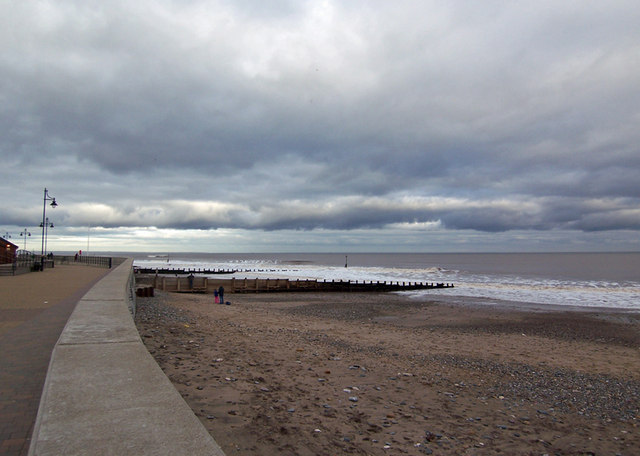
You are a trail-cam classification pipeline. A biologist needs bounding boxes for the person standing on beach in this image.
[218,286,224,304]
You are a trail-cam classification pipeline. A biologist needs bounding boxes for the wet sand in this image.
[135,291,640,455]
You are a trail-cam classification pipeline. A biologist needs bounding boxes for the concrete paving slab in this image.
[79,278,129,301]
[79,261,133,302]
[57,299,140,345]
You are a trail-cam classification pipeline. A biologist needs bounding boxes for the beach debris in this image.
[348,396,359,402]
[424,431,444,444]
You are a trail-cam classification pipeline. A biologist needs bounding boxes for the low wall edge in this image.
[28,258,225,456]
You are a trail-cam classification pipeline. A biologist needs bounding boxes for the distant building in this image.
[0,237,18,264]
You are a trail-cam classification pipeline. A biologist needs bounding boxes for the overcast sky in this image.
[2,0,639,253]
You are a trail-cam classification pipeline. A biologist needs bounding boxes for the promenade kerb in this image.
[28,258,225,456]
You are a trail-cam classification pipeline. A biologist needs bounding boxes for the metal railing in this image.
[2,252,127,275]
[54,255,122,268]
[15,251,38,269]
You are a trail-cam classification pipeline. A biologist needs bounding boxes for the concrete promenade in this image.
[0,265,110,456]
[27,259,225,455]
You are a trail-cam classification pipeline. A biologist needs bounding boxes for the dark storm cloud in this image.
[2,0,640,250]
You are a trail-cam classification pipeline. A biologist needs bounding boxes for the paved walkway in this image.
[0,266,109,456]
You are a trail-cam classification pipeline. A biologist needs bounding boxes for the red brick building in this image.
[0,237,18,264]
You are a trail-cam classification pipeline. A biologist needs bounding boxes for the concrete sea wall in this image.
[28,259,225,456]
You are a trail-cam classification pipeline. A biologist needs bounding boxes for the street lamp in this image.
[40,218,54,256]
[20,229,31,251]
[41,188,58,256]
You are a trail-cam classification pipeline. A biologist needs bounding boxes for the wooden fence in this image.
[135,273,453,294]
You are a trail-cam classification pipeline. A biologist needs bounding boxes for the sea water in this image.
[132,252,640,311]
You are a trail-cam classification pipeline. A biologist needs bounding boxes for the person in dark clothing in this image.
[218,286,224,304]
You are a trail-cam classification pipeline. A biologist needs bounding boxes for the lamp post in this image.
[40,218,54,256]
[20,229,31,251]
[41,188,58,256]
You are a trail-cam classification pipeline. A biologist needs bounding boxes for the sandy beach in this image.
[135,290,640,455]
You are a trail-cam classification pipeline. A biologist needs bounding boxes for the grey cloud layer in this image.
[2,0,640,240]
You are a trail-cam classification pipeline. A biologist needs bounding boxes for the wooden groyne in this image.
[135,273,454,294]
